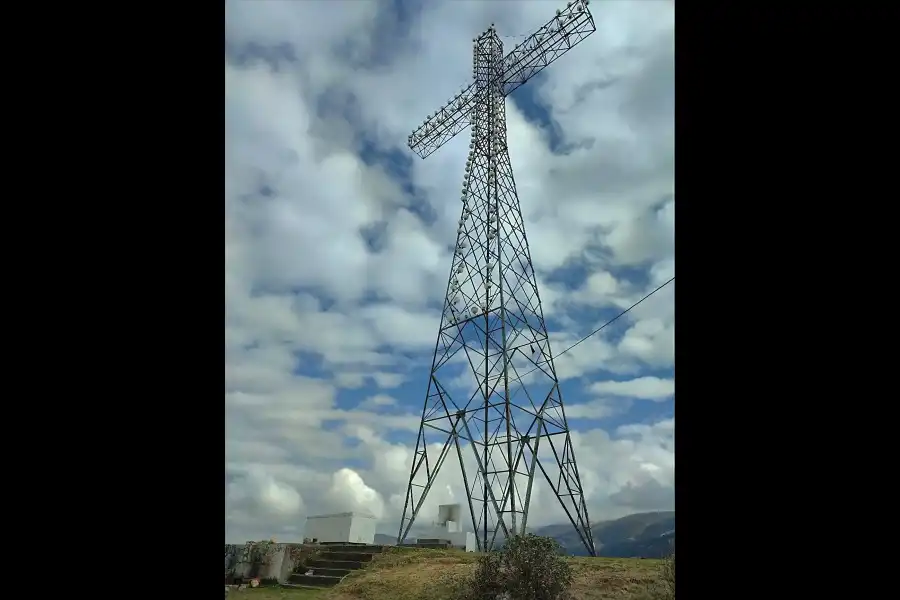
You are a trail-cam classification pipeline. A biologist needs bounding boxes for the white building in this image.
[418,503,477,552]
[304,511,378,544]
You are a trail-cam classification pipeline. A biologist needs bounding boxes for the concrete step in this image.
[288,573,343,588]
[308,558,364,570]
[297,567,353,578]
[319,551,375,562]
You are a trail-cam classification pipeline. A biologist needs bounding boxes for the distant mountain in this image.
[534,511,674,558]
[599,529,674,558]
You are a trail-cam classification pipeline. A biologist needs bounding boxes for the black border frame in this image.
[672,3,879,597]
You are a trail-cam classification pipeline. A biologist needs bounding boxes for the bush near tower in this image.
[453,533,573,600]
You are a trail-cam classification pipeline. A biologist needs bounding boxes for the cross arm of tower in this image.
[499,1,596,97]
[408,82,478,159]
[407,0,595,160]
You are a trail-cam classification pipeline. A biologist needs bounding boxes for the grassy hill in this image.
[232,546,669,600]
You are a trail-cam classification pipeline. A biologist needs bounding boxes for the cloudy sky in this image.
[225,0,674,544]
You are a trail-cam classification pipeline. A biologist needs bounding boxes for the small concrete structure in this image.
[417,503,477,552]
[438,503,462,533]
[304,511,378,544]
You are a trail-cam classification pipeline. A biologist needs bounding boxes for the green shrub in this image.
[454,534,573,600]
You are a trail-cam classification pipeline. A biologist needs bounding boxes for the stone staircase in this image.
[285,543,385,589]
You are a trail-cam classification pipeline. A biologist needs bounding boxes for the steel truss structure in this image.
[398,0,598,556]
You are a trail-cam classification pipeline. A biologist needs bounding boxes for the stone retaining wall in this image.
[225,543,317,584]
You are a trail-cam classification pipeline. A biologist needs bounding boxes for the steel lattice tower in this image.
[397,0,598,556]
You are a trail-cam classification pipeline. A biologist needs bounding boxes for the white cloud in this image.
[359,394,399,409]
[589,376,675,401]
[225,0,674,543]
[226,467,305,531]
[564,396,626,420]
[325,468,387,519]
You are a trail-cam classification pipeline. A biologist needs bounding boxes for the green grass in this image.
[229,547,671,600]
[335,547,665,600]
